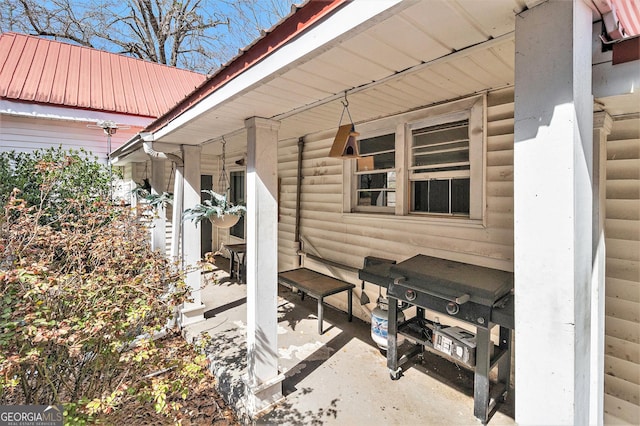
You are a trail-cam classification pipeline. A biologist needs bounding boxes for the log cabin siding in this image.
[277,87,515,316]
[604,114,640,425]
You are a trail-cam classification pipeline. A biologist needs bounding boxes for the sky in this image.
[0,0,299,73]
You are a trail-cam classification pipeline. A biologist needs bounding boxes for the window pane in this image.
[413,181,428,212]
[355,133,395,212]
[387,171,396,189]
[428,180,449,213]
[412,180,450,213]
[413,140,468,155]
[373,151,395,169]
[357,190,395,207]
[358,134,395,155]
[357,134,395,172]
[413,122,468,146]
[413,149,469,168]
[451,178,470,214]
[412,179,468,214]
[410,118,471,216]
[359,172,395,190]
[411,120,469,174]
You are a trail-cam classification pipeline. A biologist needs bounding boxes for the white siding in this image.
[604,115,640,425]
[0,114,142,162]
[277,87,515,317]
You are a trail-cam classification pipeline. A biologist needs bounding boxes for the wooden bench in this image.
[278,268,355,335]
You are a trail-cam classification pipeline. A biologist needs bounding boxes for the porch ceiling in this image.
[154,0,524,155]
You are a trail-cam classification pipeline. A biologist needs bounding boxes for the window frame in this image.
[344,94,486,224]
[352,130,397,213]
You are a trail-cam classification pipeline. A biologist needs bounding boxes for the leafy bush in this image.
[0,153,210,423]
[0,147,114,224]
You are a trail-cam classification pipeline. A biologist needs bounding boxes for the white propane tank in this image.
[371,298,405,351]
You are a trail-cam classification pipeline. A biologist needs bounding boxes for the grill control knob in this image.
[405,289,417,301]
[446,302,459,315]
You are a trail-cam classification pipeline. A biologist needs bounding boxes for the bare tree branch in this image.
[0,0,294,73]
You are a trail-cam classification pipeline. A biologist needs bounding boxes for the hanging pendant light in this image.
[329,92,360,159]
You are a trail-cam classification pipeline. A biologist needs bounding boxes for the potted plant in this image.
[183,189,246,228]
[144,191,173,209]
[132,178,173,209]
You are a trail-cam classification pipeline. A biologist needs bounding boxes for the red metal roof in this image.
[0,32,207,118]
[594,0,640,38]
[614,0,640,36]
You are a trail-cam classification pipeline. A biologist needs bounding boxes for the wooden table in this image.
[278,268,355,334]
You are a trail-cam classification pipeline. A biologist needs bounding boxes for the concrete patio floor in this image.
[183,261,516,425]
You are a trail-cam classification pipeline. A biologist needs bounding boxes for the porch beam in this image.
[513,1,594,424]
[151,0,407,143]
[180,144,205,326]
[244,117,284,417]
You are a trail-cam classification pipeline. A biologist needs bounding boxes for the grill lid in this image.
[389,254,513,306]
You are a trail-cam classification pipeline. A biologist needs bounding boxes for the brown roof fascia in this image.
[612,35,640,64]
[145,0,348,134]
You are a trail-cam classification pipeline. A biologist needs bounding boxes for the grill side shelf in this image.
[397,317,508,370]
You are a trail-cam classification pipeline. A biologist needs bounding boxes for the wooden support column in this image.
[590,111,613,423]
[180,144,205,326]
[244,117,284,417]
[150,158,167,254]
[513,1,594,424]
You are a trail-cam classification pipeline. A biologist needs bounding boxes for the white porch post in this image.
[180,144,205,326]
[513,1,594,425]
[150,158,167,253]
[244,117,284,416]
[591,111,612,423]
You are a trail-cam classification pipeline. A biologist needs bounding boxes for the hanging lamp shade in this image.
[329,124,360,158]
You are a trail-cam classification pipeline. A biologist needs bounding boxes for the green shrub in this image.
[0,147,115,224]
[0,154,208,423]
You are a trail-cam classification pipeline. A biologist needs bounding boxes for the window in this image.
[347,95,484,221]
[410,120,470,215]
[355,133,396,212]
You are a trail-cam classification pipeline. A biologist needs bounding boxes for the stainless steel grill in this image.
[359,254,514,425]
[387,254,513,328]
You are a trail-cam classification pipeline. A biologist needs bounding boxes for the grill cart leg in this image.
[474,326,491,424]
[317,297,324,335]
[387,296,401,380]
[497,326,511,401]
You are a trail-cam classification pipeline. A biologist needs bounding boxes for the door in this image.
[201,175,213,255]
[229,170,245,240]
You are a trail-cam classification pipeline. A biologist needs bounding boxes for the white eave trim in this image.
[151,0,407,142]
[111,134,183,165]
[0,99,154,127]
